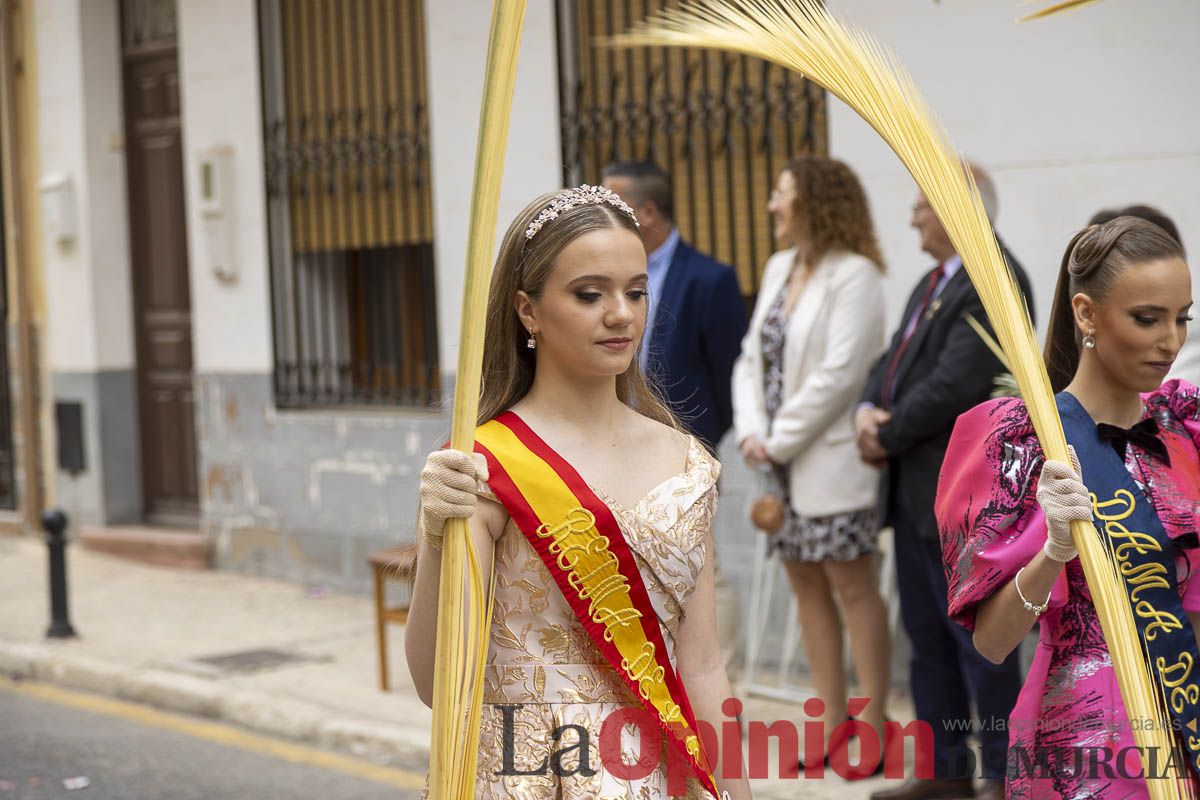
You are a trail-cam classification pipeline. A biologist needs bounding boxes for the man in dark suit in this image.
[601,162,747,451]
[858,165,1030,800]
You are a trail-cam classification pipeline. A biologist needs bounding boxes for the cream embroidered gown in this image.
[431,436,720,799]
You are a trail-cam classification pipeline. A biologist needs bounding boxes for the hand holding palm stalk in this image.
[612,2,1179,797]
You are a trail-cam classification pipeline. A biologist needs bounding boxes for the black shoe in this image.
[797,717,852,771]
[839,716,892,781]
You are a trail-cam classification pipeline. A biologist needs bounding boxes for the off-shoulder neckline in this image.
[504,411,704,511]
[587,437,709,514]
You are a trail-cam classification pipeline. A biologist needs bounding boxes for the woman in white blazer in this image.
[732,156,890,767]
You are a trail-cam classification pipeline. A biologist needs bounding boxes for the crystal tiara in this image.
[524,184,639,240]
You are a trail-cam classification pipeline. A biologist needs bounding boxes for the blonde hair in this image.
[476,190,680,429]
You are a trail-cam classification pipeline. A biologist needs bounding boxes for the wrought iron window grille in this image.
[258,0,439,409]
[555,0,828,299]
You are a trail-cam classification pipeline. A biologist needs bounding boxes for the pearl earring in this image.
[526,332,536,349]
[1083,333,1096,350]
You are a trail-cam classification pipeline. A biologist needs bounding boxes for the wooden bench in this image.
[369,543,419,692]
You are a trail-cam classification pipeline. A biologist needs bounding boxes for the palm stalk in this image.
[427,2,526,798]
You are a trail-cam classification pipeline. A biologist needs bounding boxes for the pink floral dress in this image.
[937,380,1200,799]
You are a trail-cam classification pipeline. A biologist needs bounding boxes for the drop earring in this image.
[526,331,536,350]
[1083,332,1096,350]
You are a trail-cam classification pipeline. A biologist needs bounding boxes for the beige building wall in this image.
[424,0,562,376]
[35,0,140,524]
[177,0,274,375]
[23,1,1200,595]
[828,0,1200,342]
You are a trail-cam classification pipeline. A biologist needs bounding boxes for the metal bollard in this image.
[42,508,77,639]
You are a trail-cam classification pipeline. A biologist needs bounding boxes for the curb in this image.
[0,639,430,771]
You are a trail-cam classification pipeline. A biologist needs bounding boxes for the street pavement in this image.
[0,677,420,799]
[0,533,921,799]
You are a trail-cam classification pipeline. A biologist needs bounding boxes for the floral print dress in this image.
[759,289,876,563]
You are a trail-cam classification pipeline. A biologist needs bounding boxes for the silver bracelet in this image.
[1014,566,1051,617]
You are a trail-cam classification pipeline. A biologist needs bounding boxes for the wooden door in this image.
[122,0,198,524]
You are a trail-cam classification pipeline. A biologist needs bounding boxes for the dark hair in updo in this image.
[1087,204,1185,257]
[1044,216,1186,392]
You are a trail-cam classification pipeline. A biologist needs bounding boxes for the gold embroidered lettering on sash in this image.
[1094,487,1200,735]
[542,510,681,686]
[584,573,632,609]
[555,547,585,573]
[477,421,713,789]
[1094,490,1137,522]
[1172,685,1200,715]
[538,507,643,642]
[1109,525,1164,560]
[1188,736,1200,771]
[639,667,668,701]
[1137,602,1183,641]
[1092,490,1184,642]
[536,506,685,726]
[1120,561,1171,603]
[660,701,684,723]
[1157,653,1194,688]
[569,553,619,591]
[622,642,657,681]
[538,508,597,540]
[593,606,644,638]
[621,642,667,699]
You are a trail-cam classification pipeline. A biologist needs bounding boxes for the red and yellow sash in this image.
[474,411,719,797]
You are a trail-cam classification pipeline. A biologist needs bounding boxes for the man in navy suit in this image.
[602,162,747,452]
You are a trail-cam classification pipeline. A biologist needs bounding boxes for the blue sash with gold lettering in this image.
[1059,391,1200,778]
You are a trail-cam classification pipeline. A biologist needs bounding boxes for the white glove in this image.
[418,449,489,549]
[1036,447,1092,563]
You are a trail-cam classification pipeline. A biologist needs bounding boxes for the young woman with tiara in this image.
[404,185,750,799]
[937,216,1199,798]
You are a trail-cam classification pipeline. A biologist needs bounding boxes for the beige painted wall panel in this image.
[177,0,273,374]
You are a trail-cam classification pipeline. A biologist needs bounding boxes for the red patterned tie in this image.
[881,263,946,409]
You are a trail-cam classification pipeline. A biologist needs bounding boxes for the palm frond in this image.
[611,4,1181,796]
[429,2,525,798]
[963,312,1010,369]
[964,312,1021,397]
